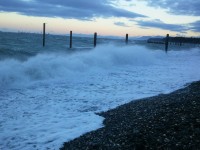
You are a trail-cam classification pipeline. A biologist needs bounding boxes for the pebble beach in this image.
[61,80,200,149]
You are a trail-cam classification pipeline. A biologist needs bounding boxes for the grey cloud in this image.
[114,22,129,27]
[136,19,188,32]
[189,20,200,32]
[0,0,145,20]
[146,0,200,16]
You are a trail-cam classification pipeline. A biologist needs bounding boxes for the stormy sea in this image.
[0,32,200,150]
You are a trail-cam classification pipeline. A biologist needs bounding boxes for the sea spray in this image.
[0,45,157,88]
[0,44,200,150]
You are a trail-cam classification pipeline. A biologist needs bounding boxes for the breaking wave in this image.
[0,45,158,88]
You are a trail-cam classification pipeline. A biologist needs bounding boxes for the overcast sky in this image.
[0,0,199,36]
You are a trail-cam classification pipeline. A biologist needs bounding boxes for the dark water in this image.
[0,32,130,60]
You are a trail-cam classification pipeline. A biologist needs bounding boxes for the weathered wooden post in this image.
[94,32,97,47]
[43,23,46,47]
[126,33,128,44]
[70,31,72,48]
[165,34,169,52]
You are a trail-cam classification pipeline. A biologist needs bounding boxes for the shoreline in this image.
[61,81,200,149]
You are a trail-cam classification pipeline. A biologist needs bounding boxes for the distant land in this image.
[1,31,199,43]
[0,30,164,40]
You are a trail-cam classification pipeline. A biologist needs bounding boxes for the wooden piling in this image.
[43,23,46,47]
[70,31,72,48]
[94,32,97,47]
[165,34,169,52]
[126,34,128,44]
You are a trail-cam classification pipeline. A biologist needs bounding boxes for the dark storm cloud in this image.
[136,19,188,32]
[0,0,145,20]
[146,0,200,16]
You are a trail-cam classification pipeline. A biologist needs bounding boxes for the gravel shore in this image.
[61,81,200,150]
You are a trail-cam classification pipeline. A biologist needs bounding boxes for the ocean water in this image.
[0,32,200,150]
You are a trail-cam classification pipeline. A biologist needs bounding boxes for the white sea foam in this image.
[0,45,200,150]
[0,45,156,88]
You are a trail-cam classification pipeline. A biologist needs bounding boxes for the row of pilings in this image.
[148,34,200,51]
[42,23,200,52]
[42,23,129,48]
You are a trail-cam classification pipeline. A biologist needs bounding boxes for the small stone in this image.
[164,138,170,143]
[181,117,185,121]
